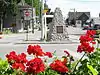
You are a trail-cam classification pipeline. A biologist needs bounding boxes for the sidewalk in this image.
[0,26,86,44]
[66,26,86,35]
[14,26,85,44]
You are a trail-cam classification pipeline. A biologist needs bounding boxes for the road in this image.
[0,26,86,60]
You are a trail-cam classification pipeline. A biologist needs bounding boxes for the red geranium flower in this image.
[82,42,94,53]
[50,60,68,73]
[6,52,27,72]
[77,29,96,53]
[17,53,28,63]
[12,63,25,72]
[27,45,34,55]
[26,58,45,74]
[79,35,93,43]
[91,41,96,44]
[27,45,44,57]
[77,45,83,53]
[6,51,18,63]
[77,42,94,53]
[45,52,53,58]
[86,30,96,37]
[6,51,27,64]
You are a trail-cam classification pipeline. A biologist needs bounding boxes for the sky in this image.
[46,0,100,18]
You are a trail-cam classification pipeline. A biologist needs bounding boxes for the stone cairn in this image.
[47,7,69,41]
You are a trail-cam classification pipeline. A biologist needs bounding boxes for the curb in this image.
[14,41,79,44]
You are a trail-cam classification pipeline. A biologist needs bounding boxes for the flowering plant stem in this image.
[73,52,86,72]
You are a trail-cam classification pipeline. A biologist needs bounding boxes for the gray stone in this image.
[47,7,69,41]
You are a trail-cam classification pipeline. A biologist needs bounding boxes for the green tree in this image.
[44,2,48,10]
[0,0,20,17]
[25,0,40,16]
[25,0,49,16]
[0,0,20,31]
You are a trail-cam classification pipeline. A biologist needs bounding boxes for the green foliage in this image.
[0,1,7,14]
[0,58,26,75]
[0,0,20,17]
[3,28,12,34]
[25,0,49,15]
[25,0,40,16]
[7,0,20,16]
[96,30,100,35]
[25,0,33,5]
[0,58,9,74]
[72,48,100,75]
[44,3,49,10]
[88,48,100,73]
[87,64,98,75]
[0,58,14,75]
[33,0,41,16]
[38,68,60,75]
[0,0,49,18]
[11,69,26,75]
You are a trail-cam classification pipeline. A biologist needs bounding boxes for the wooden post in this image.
[41,0,45,40]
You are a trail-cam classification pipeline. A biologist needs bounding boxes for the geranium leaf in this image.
[71,60,78,68]
[87,64,98,75]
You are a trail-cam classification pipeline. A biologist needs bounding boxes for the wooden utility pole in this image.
[0,12,3,32]
[32,0,34,33]
[41,0,45,40]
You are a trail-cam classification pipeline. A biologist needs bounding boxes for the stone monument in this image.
[47,7,69,41]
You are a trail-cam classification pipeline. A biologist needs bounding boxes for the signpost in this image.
[41,0,54,41]
[24,10,30,41]
[43,9,54,41]
[44,9,48,40]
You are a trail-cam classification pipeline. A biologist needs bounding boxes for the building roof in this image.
[68,12,90,20]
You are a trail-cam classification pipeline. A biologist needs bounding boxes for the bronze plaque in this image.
[56,26,63,33]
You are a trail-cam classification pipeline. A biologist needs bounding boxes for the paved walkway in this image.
[66,26,86,35]
[0,26,86,44]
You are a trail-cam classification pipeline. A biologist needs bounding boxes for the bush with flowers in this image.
[0,30,100,75]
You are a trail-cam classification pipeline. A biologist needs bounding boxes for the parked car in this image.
[83,22,90,30]
[88,24,100,30]
[94,24,100,29]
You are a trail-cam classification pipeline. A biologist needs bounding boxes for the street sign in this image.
[25,10,30,16]
[24,10,31,20]
[43,9,48,13]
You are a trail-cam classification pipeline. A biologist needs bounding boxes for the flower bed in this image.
[0,30,100,75]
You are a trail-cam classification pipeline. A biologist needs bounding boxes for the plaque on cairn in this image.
[56,26,63,33]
